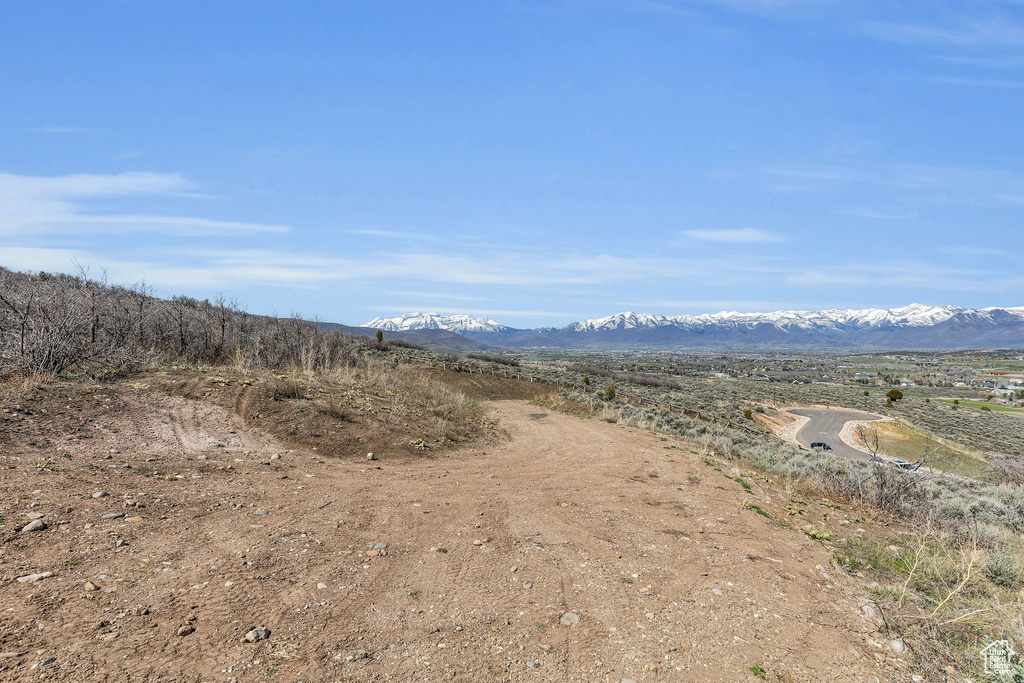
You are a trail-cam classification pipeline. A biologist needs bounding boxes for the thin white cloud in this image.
[616,299,803,312]
[841,207,918,220]
[683,227,784,243]
[35,126,93,134]
[864,16,1024,51]
[0,171,288,236]
[372,306,572,319]
[2,246,782,292]
[929,76,1024,88]
[764,162,1024,208]
[783,261,1024,292]
[343,227,442,241]
[938,246,1006,257]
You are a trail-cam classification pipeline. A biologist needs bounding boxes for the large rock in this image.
[244,626,270,643]
[559,612,581,627]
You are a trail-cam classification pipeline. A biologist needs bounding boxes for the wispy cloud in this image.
[929,75,1024,88]
[1,245,783,292]
[763,162,1024,209]
[841,207,918,220]
[0,171,289,236]
[682,227,784,243]
[938,245,1007,258]
[371,306,572,319]
[864,16,1024,51]
[343,227,442,241]
[34,126,93,134]
[784,261,1024,292]
[615,299,801,313]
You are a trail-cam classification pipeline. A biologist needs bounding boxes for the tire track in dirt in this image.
[2,388,908,682]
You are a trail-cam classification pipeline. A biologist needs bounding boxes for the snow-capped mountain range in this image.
[364,305,1024,349]
[365,312,511,333]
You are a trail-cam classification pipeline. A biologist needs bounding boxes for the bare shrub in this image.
[265,377,308,401]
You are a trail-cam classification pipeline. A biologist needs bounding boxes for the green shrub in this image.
[984,551,1023,588]
[886,389,904,402]
[604,384,616,400]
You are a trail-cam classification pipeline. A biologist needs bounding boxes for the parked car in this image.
[810,442,832,451]
[890,459,915,470]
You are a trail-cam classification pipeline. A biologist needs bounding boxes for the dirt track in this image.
[1,384,911,681]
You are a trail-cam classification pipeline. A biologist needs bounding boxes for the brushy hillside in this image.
[0,266,402,378]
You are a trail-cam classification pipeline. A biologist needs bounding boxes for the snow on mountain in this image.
[561,304,985,332]
[565,312,675,332]
[364,306,1024,348]
[364,312,510,333]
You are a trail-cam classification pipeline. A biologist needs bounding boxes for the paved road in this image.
[791,408,883,461]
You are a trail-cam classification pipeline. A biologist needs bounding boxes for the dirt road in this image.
[1,385,909,681]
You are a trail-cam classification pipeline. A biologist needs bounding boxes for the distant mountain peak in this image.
[363,312,510,333]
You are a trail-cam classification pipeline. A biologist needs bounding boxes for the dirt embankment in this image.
[0,374,911,682]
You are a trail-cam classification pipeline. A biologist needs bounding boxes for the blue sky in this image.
[2,1,1023,327]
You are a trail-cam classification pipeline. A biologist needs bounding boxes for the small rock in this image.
[16,571,53,583]
[110,448,120,454]
[889,639,906,655]
[176,625,195,637]
[253,510,268,516]
[26,512,44,520]
[92,491,109,499]
[473,540,483,546]
[40,657,56,666]
[270,453,280,460]
[84,581,100,591]
[373,543,387,549]
[125,516,143,523]
[317,582,328,590]
[20,519,47,533]
[711,588,723,596]
[102,512,125,520]
[511,566,518,573]
[244,626,270,643]
[860,603,877,618]
[367,452,376,461]
[525,660,537,669]
[429,625,440,633]
[560,612,581,627]
[524,582,533,589]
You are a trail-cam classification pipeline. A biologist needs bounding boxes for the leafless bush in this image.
[315,395,348,420]
[467,353,520,367]
[385,338,424,350]
[265,377,308,401]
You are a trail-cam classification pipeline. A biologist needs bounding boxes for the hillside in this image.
[0,368,905,682]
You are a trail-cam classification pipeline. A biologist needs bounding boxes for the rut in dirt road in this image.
[0,391,908,682]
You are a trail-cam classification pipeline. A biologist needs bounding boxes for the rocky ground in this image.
[0,370,916,682]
